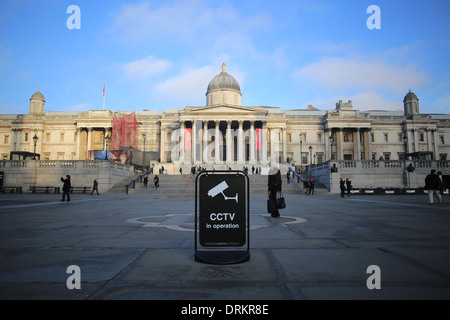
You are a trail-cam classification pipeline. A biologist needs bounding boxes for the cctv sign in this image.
[197,171,248,248]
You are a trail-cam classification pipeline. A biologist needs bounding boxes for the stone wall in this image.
[0,160,134,193]
[307,160,450,193]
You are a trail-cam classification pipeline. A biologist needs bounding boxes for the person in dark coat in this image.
[346,178,352,197]
[268,162,282,217]
[153,175,159,189]
[425,169,443,205]
[90,178,99,195]
[61,175,71,202]
[340,178,346,198]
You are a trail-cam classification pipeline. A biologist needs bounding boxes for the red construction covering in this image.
[111,112,138,150]
[185,128,192,151]
[255,128,261,150]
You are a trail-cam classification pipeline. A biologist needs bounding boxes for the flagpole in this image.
[103,81,106,111]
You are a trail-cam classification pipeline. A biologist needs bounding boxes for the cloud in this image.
[293,57,428,93]
[154,64,245,105]
[123,56,170,79]
[309,91,402,112]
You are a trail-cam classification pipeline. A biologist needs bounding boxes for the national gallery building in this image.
[1,64,449,171]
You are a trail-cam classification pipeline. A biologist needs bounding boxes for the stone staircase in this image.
[107,172,328,197]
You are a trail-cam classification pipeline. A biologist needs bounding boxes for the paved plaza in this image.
[0,190,449,300]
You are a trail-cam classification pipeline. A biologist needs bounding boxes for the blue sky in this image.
[1,0,449,114]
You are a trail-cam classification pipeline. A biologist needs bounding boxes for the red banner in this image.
[185,128,191,151]
[256,128,261,150]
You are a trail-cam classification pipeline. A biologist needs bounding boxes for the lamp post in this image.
[299,134,303,172]
[105,135,110,160]
[143,133,146,170]
[309,145,313,165]
[32,134,38,160]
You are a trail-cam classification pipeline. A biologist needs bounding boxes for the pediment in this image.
[184,105,267,115]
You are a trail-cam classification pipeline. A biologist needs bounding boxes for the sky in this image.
[0,0,449,114]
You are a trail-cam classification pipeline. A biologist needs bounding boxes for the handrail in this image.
[125,169,152,194]
[289,167,305,182]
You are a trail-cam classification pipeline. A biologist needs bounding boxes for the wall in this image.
[0,160,134,193]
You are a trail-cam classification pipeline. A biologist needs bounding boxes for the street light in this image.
[309,145,313,165]
[32,134,38,160]
[299,134,303,172]
[105,135,110,160]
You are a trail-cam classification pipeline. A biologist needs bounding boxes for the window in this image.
[383,153,391,160]
[398,133,403,142]
[398,153,406,160]
[440,135,445,144]
[371,133,374,143]
[419,132,424,142]
[343,133,349,142]
[299,133,306,142]
[317,153,323,164]
[46,133,51,142]
[2,154,8,160]
[440,154,447,161]
[44,153,50,160]
[57,152,64,160]
[24,133,29,142]
[60,133,65,143]
[317,133,322,142]
[384,133,388,142]
[4,135,9,144]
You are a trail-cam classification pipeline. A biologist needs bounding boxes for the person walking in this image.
[90,178,99,195]
[153,175,159,189]
[267,162,282,217]
[309,178,315,195]
[340,178,346,198]
[425,169,443,205]
[286,170,290,184]
[60,175,71,202]
[346,178,352,197]
[143,175,148,189]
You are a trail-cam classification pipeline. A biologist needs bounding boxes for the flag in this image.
[103,82,105,97]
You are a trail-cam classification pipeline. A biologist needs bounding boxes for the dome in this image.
[403,89,418,102]
[206,64,241,95]
[30,89,45,102]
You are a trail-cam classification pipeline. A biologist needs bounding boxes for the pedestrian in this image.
[153,175,159,189]
[424,169,443,205]
[286,170,290,184]
[304,179,309,195]
[90,178,99,195]
[309,178,315,195]
[340,178,345,198]
[179,167,183,175]
[267,162,282,217]
[346,178,352,197]
[143,175,148,189]
[60,175,71,202]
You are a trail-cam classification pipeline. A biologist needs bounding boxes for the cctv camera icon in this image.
[207,181,238,203]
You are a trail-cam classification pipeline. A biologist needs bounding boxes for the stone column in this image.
[282,127,287,163]
[367,129,372,160]
[238,120,244,163]
[87,128,93,160]
[160,125,166,163]
[215,121,221,163]
[426,129,432,156]
[192,120,197,164]
[76,128,82,160]
[249,121,255,163]
[433,129,439,160]
[339,128,343,160]
[180,121,185,163]
[412,129,418,153]
[356,128,361,160]
[226,120,232,164]
[261,122,267,164]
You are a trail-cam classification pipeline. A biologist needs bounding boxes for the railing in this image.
[125,169,152,194]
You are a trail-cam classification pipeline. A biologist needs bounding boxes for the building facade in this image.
[1,64,449,172]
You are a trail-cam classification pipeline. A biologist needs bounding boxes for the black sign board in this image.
[194,171,250,264]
